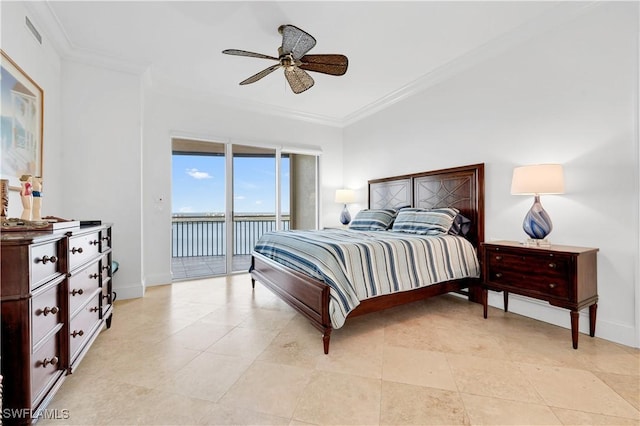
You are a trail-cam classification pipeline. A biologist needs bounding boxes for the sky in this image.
[171,153,289,215]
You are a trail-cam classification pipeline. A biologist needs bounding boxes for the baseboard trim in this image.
[112,282,145,300]
[144,273,173,287]
[487,293,638,348]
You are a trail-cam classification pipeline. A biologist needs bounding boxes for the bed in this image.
[250,163,485,353]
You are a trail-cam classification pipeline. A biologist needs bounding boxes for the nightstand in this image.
[481,241,598,349]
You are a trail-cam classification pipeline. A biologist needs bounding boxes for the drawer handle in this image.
[102,265,110,271]
[89,239,100,245]
[495,273,503,278]
[39,356,59,368]
[37,255,58,264]
[549,283,557,289]
[102,236,111,242]
[548,263,557,268]
[71,247,84,254]
[89,273,99,279]
[89,306,99,313]
[71,288,84,296]
[42,306,59,316]
[495,256,502,261]
[71,329,84,338]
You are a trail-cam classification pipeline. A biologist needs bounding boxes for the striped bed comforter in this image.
[252,229,480,329]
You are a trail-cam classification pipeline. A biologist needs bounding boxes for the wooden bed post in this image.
[322,329,332,354]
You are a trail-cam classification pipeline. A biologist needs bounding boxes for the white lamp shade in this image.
[511,164,565,195]
[335,189,356,203]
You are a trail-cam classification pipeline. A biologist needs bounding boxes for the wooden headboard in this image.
[368,163,485,248]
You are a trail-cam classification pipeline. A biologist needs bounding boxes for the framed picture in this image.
[1,50,43,190]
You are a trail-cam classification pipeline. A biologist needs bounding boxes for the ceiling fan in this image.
[222,24,348,94]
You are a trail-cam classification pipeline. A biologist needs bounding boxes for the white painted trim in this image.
[113,282,146,300]
[24,1,148,76]
[342,2,601,126]
[168,131,322,156]
[26,1,601,128]
[634,12,640,349]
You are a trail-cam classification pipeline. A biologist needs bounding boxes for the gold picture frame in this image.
[1,50,44,190]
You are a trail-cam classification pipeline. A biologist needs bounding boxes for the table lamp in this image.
[335,189,355,225]
[511,164,564,246]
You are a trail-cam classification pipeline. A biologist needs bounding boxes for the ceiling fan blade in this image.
[239,64,282,85]
[299,54,349,76]
[284,66,314,94]
[222,49,278,61]
[278,25,316,60]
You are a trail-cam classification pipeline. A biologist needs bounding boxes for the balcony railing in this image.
[172,214,290,258]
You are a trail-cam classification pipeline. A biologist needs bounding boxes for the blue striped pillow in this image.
[391,207,459,235]
[349,209,397,231]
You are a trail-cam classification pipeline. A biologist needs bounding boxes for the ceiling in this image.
[28,1,583,126]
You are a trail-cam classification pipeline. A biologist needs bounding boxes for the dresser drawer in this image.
[31,330,64,406]
[68,231,101,270]
[30,240,63,290]
[100,253,112,281]
[100,227,112,253]
[31,280,64,347]
[100,285,112,317]
[68,261,102,316]
[69,294,102,361]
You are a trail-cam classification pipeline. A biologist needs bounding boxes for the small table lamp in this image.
[335,189,355,225]
[511,164,565,246]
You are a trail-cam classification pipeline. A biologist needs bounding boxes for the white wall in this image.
[343,2,639,347]
[1,2,64,217]
[142,89,344,286]
[59,61,143,299]
[2,2,144,299]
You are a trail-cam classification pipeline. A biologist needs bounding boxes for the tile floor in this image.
[42,274,639,425]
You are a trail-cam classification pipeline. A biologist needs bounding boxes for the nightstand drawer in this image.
[485,247,572,299]
[486,249,571,278]
[485,268,569,299]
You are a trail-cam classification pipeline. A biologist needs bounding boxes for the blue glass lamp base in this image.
[339,204,351,225]
[523,195,553,240]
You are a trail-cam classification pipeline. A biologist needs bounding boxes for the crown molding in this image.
[23,1,148,76]
[146,67,345,128]
[341,1,601,127]
[23,1,602,129]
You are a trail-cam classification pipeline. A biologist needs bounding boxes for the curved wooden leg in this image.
[105,313,113,329]
[323,328,332,354]
[589,303,598,337]
[503,291,509,312]
[251,277,256,289]
[570,310,579,349]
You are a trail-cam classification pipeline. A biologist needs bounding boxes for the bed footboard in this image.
[250,253,333,353]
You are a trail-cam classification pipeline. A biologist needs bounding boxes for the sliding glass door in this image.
[231,145,289,273]
[171,139,227,279]
[172,139,310,280]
